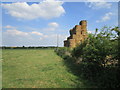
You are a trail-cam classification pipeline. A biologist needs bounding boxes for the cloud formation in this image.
[86,0,101,1]
[48,22,59,28]
[31,31,43,36]
[3,25,67,46]
[5,29,29,36]
[86,2,112,9]
[2,0,65,20]
[96,12,113,23]
[4,25,16,29]
[87,30,92,33]
[43,22,59,31]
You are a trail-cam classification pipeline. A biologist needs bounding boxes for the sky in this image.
[1,0,118,47]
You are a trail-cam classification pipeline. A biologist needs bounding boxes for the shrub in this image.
[72,26,118,67]
[54,47,71,58]
[71,26,119,88]
[55,26,119,88]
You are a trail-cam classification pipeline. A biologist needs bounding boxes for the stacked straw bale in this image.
[64,20,88,48]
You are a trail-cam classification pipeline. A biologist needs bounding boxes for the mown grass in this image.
[2,49,93,88]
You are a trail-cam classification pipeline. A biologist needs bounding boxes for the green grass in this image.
[2,49,93,88]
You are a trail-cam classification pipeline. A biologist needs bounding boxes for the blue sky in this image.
[1,0,118,47]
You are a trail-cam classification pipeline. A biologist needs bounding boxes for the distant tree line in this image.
[1,46,58,49]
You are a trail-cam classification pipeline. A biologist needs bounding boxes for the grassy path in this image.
[2,49,92,88]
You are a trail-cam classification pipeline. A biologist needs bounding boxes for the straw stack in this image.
[64,20,88,48]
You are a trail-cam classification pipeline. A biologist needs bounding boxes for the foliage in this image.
[72,26,118,67]
[54,47,72,58]
[72,26,119,87]
[55,26,119,88]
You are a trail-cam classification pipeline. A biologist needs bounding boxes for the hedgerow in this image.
[55,26,120,88]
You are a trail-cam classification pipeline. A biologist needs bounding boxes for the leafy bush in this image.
[72,26,119,88]
[72,26,118,67]
[54,47,71,58]
[55,26,120,88]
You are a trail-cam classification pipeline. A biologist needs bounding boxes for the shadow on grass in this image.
[57,54,119,88]
[60,55,97,88]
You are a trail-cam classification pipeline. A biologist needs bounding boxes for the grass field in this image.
[2,49,93,88]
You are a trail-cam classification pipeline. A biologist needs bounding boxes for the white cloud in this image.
[4,29,44,37]
[86,0,119,2]
[43,35,49,38]
[48,22,59,28]
[86,2,112,9]
[2,23,66,46]
[31,31,43,36]
[39,34,67,46]
[43,22,59,31]
[3,28,67,46]
[4,25,16,29]
[5,29,29,36]
[96,12,113,23]
[87,30,92,33]
[86,0,107,2]
[2,0,65,20]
